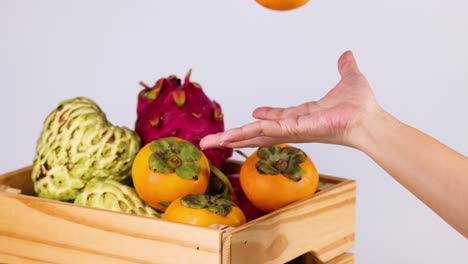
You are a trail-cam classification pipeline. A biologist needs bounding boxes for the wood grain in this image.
[0,192,222,264]
[222,180,356,264]
[0,162,356,264]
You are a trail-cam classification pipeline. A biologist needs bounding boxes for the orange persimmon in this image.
[163,194,247,227]
[255,0,309,11]
[132,137,210,212]
[239,144,319,212]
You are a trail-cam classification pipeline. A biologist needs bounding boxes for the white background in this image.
[1,0,467,263]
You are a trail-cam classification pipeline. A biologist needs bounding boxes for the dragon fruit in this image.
[135,70,233,168]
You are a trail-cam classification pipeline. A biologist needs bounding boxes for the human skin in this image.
[200,51,468,238]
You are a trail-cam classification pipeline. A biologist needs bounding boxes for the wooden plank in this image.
[0,236,136,264]
[1,163,355,264]
[0,185,21,194]
[222,180,356,264]
[0,252,45,264]
[0,192,222,264]
[0,166,34,195]
[302,252,354,264]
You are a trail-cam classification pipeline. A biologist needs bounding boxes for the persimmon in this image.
[131,137,210,212]
[163,194,247,227]
[255,0,309,11]
[240,144,319,212]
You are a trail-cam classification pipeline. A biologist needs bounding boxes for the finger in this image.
[224,120,285,142]
[200,133,224,149]
[216,136,292,148]
[338,50,361,78]
[200,111,333,150]
[200,119,286,149]
[253,102,320,120]
[200,127,252,149]
[202,132,303,149]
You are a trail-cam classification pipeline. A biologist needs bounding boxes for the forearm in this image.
[353,109,468,238]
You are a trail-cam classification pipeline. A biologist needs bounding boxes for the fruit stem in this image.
[139,81,152,90]
[273,159,288,172]
[210,165,237,202]
[235,150,249,160]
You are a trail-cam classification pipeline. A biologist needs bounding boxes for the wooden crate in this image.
[0,160,356,264]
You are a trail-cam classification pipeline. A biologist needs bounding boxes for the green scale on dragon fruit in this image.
[136,70,233,169]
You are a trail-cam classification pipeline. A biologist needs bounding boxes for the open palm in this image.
[200,51,380,149]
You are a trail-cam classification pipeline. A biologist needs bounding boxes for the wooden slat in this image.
[0,252,46,264]
[0,235,136,264]
[0,166,34,195]
[1,163,356,264]
[222,180,356,264]
[0,192,222,264]
[302,252,354,264]
[0,185,21,194]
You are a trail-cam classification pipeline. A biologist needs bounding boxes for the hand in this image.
[200,50,381,150]
[201,51,468,238]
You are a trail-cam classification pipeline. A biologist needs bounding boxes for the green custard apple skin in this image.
[32,97,142,201]
[74,178,160,218]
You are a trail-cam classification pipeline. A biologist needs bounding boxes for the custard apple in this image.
[74,178,160,218]
[32,97,141,201]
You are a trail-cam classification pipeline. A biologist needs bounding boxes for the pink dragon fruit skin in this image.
[135,70,233,169]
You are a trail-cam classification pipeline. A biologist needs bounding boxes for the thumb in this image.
[338,50,361,78]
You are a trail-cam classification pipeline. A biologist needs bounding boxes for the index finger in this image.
[200,119,286,149]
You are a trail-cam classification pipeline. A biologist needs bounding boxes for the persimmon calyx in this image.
[181,194,236,217]
[149,138,201,180]
[255,145,306,181]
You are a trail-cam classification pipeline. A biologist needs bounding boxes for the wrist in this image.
[347,105,400,153]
